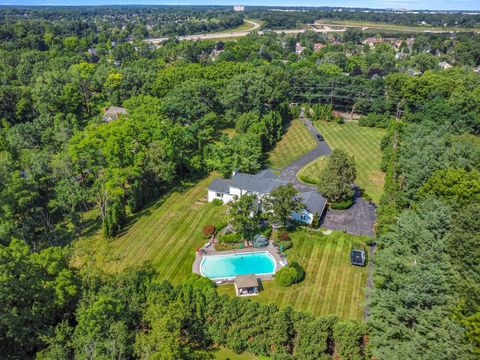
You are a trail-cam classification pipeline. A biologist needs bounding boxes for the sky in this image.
[0,0,479,11]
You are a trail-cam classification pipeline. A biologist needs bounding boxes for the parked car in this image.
[316,134,323,141]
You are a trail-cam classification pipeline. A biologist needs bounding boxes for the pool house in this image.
[234,274,259,296]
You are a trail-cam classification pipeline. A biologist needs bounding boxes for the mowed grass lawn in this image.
[218,229,368,320]
[297,156,328,185]
[268,119,317,169]
[74,175,227,283]
[315,121,385,203]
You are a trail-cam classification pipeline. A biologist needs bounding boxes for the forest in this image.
[0,6,479,360]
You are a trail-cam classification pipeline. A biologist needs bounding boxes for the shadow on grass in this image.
[114,172,211,238]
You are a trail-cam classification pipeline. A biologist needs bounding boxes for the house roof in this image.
[230,173,286,194]
[208,178,232,194]
[104,106,127,116]
[257,169,279,180]
[298,191,327,215]
[235,274,258,288]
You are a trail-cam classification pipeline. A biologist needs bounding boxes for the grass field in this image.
[218,229,368,320]
[297,156,328,185]
[74,175,228,282]
[268,119,317,169]
[314,121,385,203]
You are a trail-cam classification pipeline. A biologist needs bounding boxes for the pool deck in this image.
[192,241,287,282]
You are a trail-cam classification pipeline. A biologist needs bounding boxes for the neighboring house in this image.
[103,106,127,123]
[314,43,326,52]
[207,170,327,225]
[439,61,453,70]
[233,5,245,11]
[295,42,306,55]
[362,37,384,48]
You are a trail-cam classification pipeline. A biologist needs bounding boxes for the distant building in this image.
[234,5,245,11]
[103,106,127,123]
[295,42,306,55]
[439,61,453,70]
[313,43,326,52]
[362,37,384,48]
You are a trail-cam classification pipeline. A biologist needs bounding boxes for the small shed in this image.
[234,274,259,296]
[351,249,366,267]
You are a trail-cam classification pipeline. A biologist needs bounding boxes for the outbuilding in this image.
[234,274,259,296]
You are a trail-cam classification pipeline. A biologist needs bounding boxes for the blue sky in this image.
[2,0,480,11]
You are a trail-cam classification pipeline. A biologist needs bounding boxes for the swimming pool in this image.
[200,251,277,279]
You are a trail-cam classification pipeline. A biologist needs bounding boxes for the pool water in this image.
[200,251,276,279]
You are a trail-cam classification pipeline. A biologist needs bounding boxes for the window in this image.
[216,193,223,198]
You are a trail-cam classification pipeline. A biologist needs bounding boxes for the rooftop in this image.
[298,191,327,215]
[234,274,258,288]
[230,173,286,194]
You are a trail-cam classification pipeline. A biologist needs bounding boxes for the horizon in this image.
[0,1,479,12]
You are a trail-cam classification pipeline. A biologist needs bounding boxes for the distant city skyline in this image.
[1,0,480,11]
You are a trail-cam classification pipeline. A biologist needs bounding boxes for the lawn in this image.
[296,155,328,185]
[218,229,368,320]
[74,175,227,283]
[314,121,385,203]
[268,119,317,169]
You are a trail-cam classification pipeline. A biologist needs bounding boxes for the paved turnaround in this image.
[279,110,376,237]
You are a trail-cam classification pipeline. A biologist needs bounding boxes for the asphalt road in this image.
[145,20,346,45]
[145,19,477,45]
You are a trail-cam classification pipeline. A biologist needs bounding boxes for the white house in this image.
[207,170,327,225]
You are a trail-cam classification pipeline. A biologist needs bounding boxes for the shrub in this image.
[214,220,228,232]
[218,233,242,243]
[202,224,215,238]
[275,266,297,287]
[334,114,344,124]
[330,198,353,210]
[276,240,293,251]
[211,199,223,206]
[290,261,305,283]
[358,113,393,128]
[261,226,272,239]
[253,234,269,248]
[278,230,290,242]
[311,212,320,228]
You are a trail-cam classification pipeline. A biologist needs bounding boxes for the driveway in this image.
[279,111,376,237]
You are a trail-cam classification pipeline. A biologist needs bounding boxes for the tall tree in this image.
[317,149,356,202]
[227,194,258,239]
[262,184,303,228]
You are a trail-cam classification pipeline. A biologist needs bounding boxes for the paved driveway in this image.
[279,112,376,237]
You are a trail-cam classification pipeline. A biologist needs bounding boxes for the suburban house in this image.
[295,42,306,55]
[207,170,327,225]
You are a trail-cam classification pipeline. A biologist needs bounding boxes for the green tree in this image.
[262,184,303,228]
[419,168,480,207]
[317,149,356,202]
[0,240,79,357]
[227,194,258,239]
